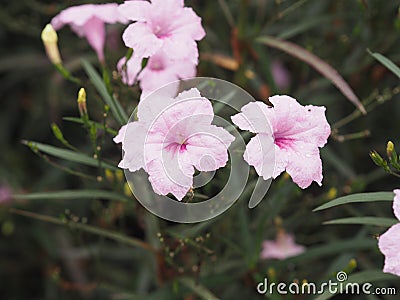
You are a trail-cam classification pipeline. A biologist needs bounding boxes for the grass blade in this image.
[256,35,366,114]
[179,277,219,300]
[9,208,155,253]
[63,117,117,135]
[313,192,394,211]
[323,217,397,227]
[81,59,128,125]
[368,49,400,79]
[13,189,131,202]
[23,140,118,171]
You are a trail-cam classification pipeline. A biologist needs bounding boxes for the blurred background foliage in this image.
[1,0,400,299]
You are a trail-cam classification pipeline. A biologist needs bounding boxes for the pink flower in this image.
[378,189,400,277]
[117,50,196,96]
[51,4,128,62]
[114,88,234,200]
[0,185,11,204]
[231,95,330,188]
[271,60,291,90]
[261,231,305,260]
[119,0,205,63]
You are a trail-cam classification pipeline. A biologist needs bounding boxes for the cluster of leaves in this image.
[1,1,400,299]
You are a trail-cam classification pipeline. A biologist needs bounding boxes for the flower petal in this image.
[186,125,234,172]
[244,134,275,179]
[161,34,199,64]
[117,54,142,86]
[268,95,331,147]
[116,122,147,172]
[169,7,206,41]
[118,0,151,22]
[122,22,162,58]
[148,88,214,134]
[231,102,273,134]
[378,223,400,276]
[394,189,400,221]
[283,141,323,188]
[82,17,105,62]
[51,4,126,29]
[147,149,194,201]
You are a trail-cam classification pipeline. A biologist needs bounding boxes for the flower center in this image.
[152,24,171,39]
[274,136,294,150]
[148,56,165,71]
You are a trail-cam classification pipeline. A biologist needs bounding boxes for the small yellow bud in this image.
[282,172,290,180]
[115,170,124,182]
[124,182,133,196]
[327,187,338,200]
[105,169,114,182]
[387,141,395,157]
[77,88,87,116]
[267,267,276,280]
[348,258,357,270]
[41,24,62,64]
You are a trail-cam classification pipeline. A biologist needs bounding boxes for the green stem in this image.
[9,208,157,253]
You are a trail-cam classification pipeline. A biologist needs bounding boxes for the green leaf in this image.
[81,59,128,125]
[256,35,366,114]
[13,190,131,202]
[9,208,155,252]
[323,217,397,227]
[23,140,118,171]
[179,277,219,300]
[63,117,118,135]
[313,192,394,211]
[368,50,400,80]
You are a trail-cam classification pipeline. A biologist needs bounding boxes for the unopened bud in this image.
[369,150,384,166]
[105,169,114,182]
[77,88,87,116]
[124,182,132,196]
[41,24,62,65]
[387,141,395,158]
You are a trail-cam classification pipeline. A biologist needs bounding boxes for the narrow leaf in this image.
[13,190,130,202]
[323,217,397,227]
[368,49,400,80]
[313,192,394,211]
[63,117,117,135]
[9,208,155,252]
[257,36,366,114]
[23,140,118,171]
[81,59,128,125]
[179,278,219,300]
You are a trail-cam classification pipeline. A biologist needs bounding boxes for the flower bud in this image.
[370,150,384,167]
[41,24,62,65]
[387,141,395,158]
[77,88,87,116]
[105,169,114,182]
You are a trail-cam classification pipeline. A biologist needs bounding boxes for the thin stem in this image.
[9,208,157,253]
[218,0,235,28]
[331,130,371,142]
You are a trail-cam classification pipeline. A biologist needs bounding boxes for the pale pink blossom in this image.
[231,95,331,188]
[51,4,128,62]
[271,60,291,90]
[0,185,11,204]
[114,88,234,200]
[261,231,305,260]
[119,0,205,63]
[378,189,400,276]
[117,50,196,96]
